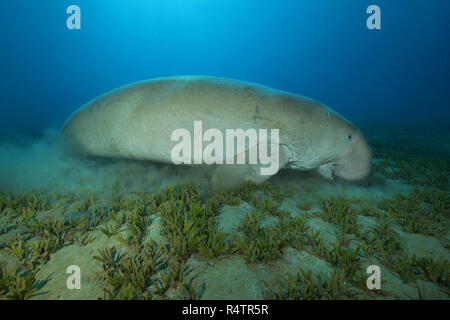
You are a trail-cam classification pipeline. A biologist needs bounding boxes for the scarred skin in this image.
[62,76,372,187]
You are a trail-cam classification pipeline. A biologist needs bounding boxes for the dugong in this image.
[62,76,372,188]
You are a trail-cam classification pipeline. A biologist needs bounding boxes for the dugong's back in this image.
[62,76,326,163]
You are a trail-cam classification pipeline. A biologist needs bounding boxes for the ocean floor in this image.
[0,124,448,300]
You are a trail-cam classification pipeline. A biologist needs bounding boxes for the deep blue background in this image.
[0,0,449,132]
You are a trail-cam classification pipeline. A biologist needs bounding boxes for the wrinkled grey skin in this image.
[62,76,372,188]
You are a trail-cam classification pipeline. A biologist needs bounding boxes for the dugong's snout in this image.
[333,132,372,181]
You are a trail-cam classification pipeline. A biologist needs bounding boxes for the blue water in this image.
[0,0,449,132]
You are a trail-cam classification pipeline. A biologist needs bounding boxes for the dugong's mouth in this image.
[333,147,372,181]
[334,164,370,180]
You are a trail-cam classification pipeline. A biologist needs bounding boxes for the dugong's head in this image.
[332,123,372,180]
[298,106,372,181]
[321,111,372,181]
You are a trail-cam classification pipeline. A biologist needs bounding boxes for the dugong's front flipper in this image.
[210,143,290,190]
[318,163,335,180]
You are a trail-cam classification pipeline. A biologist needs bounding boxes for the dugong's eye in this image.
[348,135,352,140]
